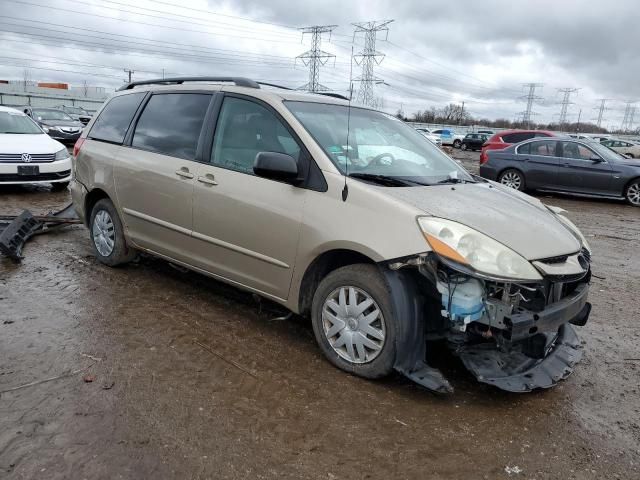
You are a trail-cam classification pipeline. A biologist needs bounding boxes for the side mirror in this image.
[253,152,301,183]
[590,156,604,163]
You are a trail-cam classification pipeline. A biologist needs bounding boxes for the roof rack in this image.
[316,92,350,101]
[117,77,260,91]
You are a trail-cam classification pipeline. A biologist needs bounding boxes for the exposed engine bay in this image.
[387,250,591,393]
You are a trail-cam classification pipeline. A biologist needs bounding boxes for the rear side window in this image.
[516,143,530,155]
[132,93,211,160]
[89,92,145,144]
[502,132,536,143]
[528,140,558,156]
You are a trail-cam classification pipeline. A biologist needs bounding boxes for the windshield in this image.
[0,111,43,134]
[285,101,473,185]
[33,109,74,121]
[590,142,629,162]
[64,106,87,114]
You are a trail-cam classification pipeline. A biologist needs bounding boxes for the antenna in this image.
[342,46,355,202]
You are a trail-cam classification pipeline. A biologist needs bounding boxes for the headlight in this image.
[55,148,70,161]
[553,212,591,253]
[418,217,542,281]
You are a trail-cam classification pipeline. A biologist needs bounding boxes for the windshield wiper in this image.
[348,173,428,187]
[436,177,476,185]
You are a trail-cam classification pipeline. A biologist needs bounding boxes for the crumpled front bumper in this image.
[457,324,583,392]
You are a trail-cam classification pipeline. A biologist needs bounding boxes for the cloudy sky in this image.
[0,0,638,127]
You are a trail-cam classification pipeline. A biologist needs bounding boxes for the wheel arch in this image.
[623,176,640,199]
[297,248,377,316]
[84,188,111,227]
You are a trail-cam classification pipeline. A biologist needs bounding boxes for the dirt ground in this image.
[1,150,639,479]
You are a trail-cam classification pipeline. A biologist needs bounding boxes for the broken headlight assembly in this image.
[417,217,542,282]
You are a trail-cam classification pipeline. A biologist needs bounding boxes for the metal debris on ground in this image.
[0,203,80,262]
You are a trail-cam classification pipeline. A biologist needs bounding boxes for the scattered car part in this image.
[0,203,80,261]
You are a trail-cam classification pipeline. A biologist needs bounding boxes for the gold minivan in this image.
[71,77,592,393]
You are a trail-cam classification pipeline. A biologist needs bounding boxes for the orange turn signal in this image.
[424,233,469,265]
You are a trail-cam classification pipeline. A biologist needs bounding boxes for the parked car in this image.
[414,127,442,147]
[601,138,640,158]
[431,128,465,148]
[0,106,72,189]
[480,137,640,206]
[480,129,556,165]
[54,105,93,125]
[476,129,494,135]
[461,133,489,151]
[71,76,593,393]
[23,107,84,144]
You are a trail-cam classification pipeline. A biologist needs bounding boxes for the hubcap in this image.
[322,286,386,364]
[628,183,640,205]
[501,172,522,190]
[92,210,115,257]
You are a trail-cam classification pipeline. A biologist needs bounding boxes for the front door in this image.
[190,96,306,300]
[556,141,613,195]
[114,92,213,263]
[516,139,560,189]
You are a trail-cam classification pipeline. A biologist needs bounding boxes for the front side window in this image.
[561,141,597,161]
[0,111,43,134]
[90,92,145,144]
[285,101,472,185]
[211,97,300,174]
[132,93,211,160]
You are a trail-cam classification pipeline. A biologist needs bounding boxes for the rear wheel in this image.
[498,169,526,191]
[311,264,396,379]
[453,139,462,149]
[625,180,640,206]
[89,198,136,266]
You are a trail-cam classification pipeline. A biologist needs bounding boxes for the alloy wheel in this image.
[627,182,640,206]
[500,171,522,190]
[322,286,386,364]
[92,209,115,257]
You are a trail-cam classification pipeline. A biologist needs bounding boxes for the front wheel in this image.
[499,169,526,191]
[89,198,137,266]
[453,139,462,149]
[461,143,468,151]
[625,180,640,206]
[311,264,396,379]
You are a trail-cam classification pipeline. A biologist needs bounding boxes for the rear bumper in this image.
[69,179,88,224]
[0,158,72,184]
[479,164,497,180]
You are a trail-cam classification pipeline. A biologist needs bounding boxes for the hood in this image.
[383,181,581,260]
[39,119,83,128]
[0,133,65,154]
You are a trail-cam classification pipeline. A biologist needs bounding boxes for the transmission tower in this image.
[593,99,610,128]
[295,25,337,93]
[519,83,544,128]
[557,87,579,128]
[621,101,637,131]
[352,20,393,107]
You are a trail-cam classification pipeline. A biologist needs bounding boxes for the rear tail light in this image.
[480,149,488,165]
[73,137,85,157]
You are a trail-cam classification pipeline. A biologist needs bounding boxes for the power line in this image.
[352,20,393,108]
[295,25,337,93]
[519,83,544,128]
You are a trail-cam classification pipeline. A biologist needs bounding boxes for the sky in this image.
[0,0,638,128]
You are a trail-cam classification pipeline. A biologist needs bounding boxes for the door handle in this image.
[197,174,218,186]
[175,167,194,179]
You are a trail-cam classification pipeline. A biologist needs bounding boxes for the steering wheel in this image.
[369,152,396,166]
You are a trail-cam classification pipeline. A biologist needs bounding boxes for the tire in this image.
[625,179,640,206]
[498,169,526,191]
[89,198,137,266]
[311,264,396,379]
[461,143,468,151]
[51,181,69,191]
[453,139,462,149]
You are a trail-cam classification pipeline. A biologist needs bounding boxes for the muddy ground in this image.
[1,149,639,479]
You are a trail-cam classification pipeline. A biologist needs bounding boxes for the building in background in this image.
[0,80,109,112]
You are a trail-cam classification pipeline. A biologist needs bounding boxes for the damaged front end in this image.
[387,248,591,394]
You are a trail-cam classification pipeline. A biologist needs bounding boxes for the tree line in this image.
[397,103,612,134]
